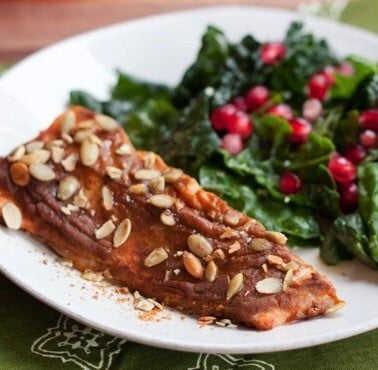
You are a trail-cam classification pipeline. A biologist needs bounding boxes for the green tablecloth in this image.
[1,1,377,369]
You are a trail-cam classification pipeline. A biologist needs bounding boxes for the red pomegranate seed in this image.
[302,98,323,122]
[339,182,358,213]
[288,118,312,144]
[221,133,243,155]
[245,85,270,111]
[358,109,378,132]
[261,42,286,65]
[267,104,293,120]
[210,104,237,131]
[344,144,367,164]
[307,73,329,101]
[359,129,377,148]
[323,66,336,85]
[328,154,357,183]
[279,172,303,194]
[226,111,253,138]
[338,61,355,76]
[230,96,247,111]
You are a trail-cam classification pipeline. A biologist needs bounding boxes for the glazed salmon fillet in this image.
[0,107,343,330]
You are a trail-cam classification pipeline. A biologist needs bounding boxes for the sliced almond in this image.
[29,163,56,182]
[61,154,77,172]
[149,176,165,194]
[1,202,22,230]
[148,194,175,208]
[106,166,122,180]
[80,139,99,166]
[205,260,218,282]
[265,231,287,245]
[228,241,241,254]
[250,238,272,252]
[61,110,76,134]
[226,272,243,300]
[187,234,213,258]
[9,162,30,186]
[101,185,114,211]
[115,144,133,156]
[74,129,92,143]
[144,247,168,267]
[160,210,176,226]
[135,299,155,312]
[26,141,44,153]
[95,220,115,239]
[220,227,237,239]
[224,209,241,226]
[255,277,283,294]
[95,114,118,131]
[134,169,161,181]
[163,168,183,183]
[128,183,147,195]
[113,218,131,248]
[212,248,225,261]
[57,176,80,201]
[183,251,204,279]
[283,269,294,291]
[51,146,65,164]
[8,145,26,162]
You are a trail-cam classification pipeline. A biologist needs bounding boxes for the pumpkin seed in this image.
[187,234,213,258]
[57,176,80,201]
[255,277,283,294]
[95,219,115,239]
[95,114,118,131]
[226,273,243,300]
[144,247,168,267]
[29,163,56,182]
[80,139,99,166]
[1,202,22,230]
[113,218,131,248]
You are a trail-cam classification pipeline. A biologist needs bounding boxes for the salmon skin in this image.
[0,107,343,330]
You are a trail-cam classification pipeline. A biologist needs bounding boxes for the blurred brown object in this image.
[0,0,305,61]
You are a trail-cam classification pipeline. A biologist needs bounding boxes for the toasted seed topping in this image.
[255,277,283,294]
[149,176,165,194]
[197,316,216,326]
[324,301,345,315]
[101,186,114,211]
[26,141,44,153]
[216,319,237,328]
[77,119,95,129]
[267,254,284,266]
[8,145,26,162]
[283,269,294,291]
[148,194,175,208]
[205,260,218,282]
[61,154,77,172]
[45,140,64,150]
[187,234,213,258]
[212,248,225,260]
[61,110,76,134]
[81,269,103,282]
[223,209,241,226]
[73,189,90,209]
[250,238,272,252]
[29,163,56,182]
[160,210,176,226]
[135,299,155,312]
[1,202,22,230]
[113,218,132,248]
[163,168,183,183]
[106,166,123,180]
[284,260,299,271]
[61,133,74,144]
[89,134,102,147]
[115,144,133,156]
[226,272,243,300]
[241,219,266,233]
[95,220,115,239]
[220,227,237,239]
[74,129,92,143]
[144,247,168,267]
[57,176,80,201]
[80,139,99,166]
[183,251,204,279]
[128,183,147,195]
[95,114,118,131]
[61,206,71,215]
[265,231,287,245]
[20,149,51,165]
[134,169,161,181]
[9,162,30,186]
[228,241,241,254]
[51,146,65,164]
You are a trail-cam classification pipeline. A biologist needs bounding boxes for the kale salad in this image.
[69,22,378,269]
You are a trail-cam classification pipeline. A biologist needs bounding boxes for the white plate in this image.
[0,6,377,354]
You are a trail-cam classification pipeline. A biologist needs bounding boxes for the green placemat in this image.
[0,2,377,369]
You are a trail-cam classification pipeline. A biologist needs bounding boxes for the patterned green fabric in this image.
[0,1,377,369]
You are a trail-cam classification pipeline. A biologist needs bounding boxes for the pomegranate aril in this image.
[338,61,355,77]
[359,129,377,148]
[302,98,322,122]
[323,66,336,85]
[358,109,378,132]
[339,182,358,213]
[344,145,367,164]
[245,85,270,111]
[288,118,312,144]
[221,133,243,155]
[279,172,303,194]
[230,96,247,111]
[328,154,357,183]
[267,104,293,120]
[226,111,253,138]
[307,73,329,101]
[210,104,236,131]
[261,42,286,65]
